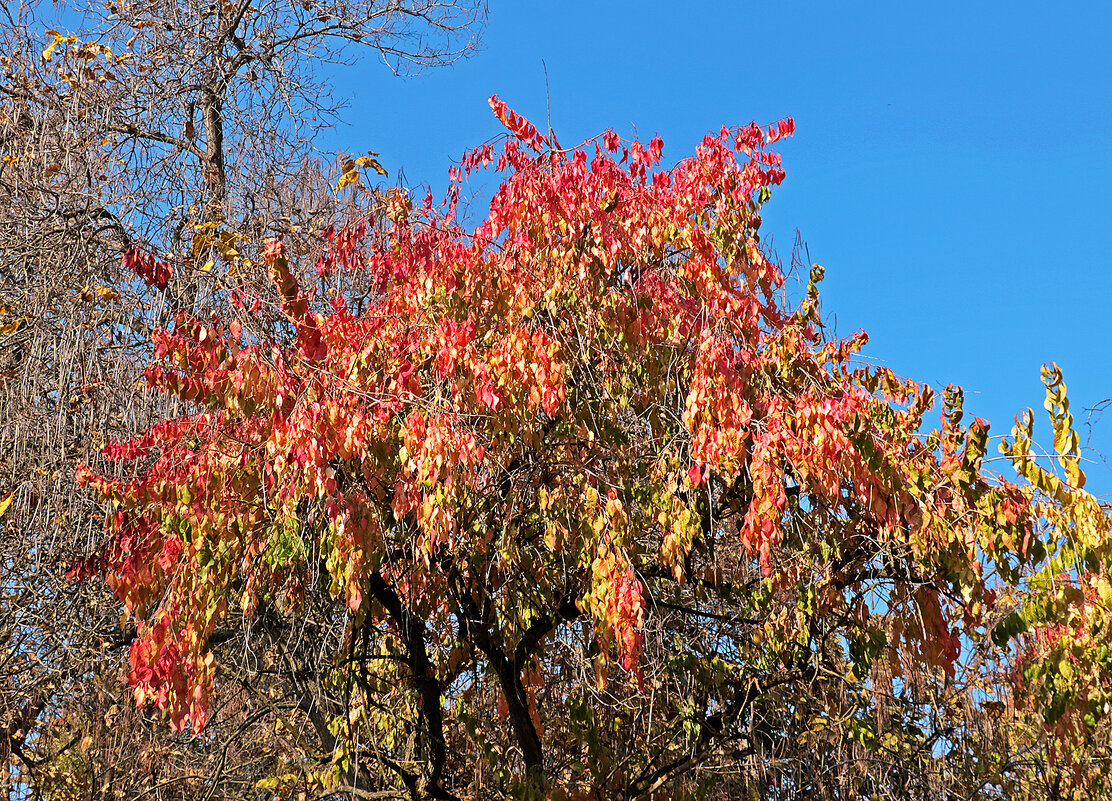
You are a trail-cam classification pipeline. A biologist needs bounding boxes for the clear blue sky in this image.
[322,1,1112,496]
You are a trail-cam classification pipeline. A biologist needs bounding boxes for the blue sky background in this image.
[326,2,1112,494]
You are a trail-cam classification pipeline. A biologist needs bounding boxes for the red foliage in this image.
[76,99,1038,745]
[123,248,172,291]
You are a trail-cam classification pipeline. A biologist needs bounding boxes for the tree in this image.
[73,98,1112,801]
[0,0,485,795]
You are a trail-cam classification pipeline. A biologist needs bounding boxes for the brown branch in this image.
[366,572,457,800]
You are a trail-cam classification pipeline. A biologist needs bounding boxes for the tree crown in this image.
[73,98,1112,800]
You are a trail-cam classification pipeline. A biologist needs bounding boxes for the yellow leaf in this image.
[95,285,119,301]
[199,260,214,273]
[1094,575,1112,607]
[216,231,240,258]
[0,493,12,518]
[336,168,359,192]
[192,235,210,256]
[354,154,388,176]
[42,31,62,61]
[42,31,77,62]
[0,320,23,335]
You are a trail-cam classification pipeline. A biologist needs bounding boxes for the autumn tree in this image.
[69,98,1112,801]
[0,0,485,795]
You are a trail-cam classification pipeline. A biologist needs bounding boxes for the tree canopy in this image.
[64,99,1112,800]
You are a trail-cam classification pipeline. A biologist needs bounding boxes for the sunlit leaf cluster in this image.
[73,99,1111,799]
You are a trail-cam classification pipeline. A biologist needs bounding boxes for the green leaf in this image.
[991,610,1028,649]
